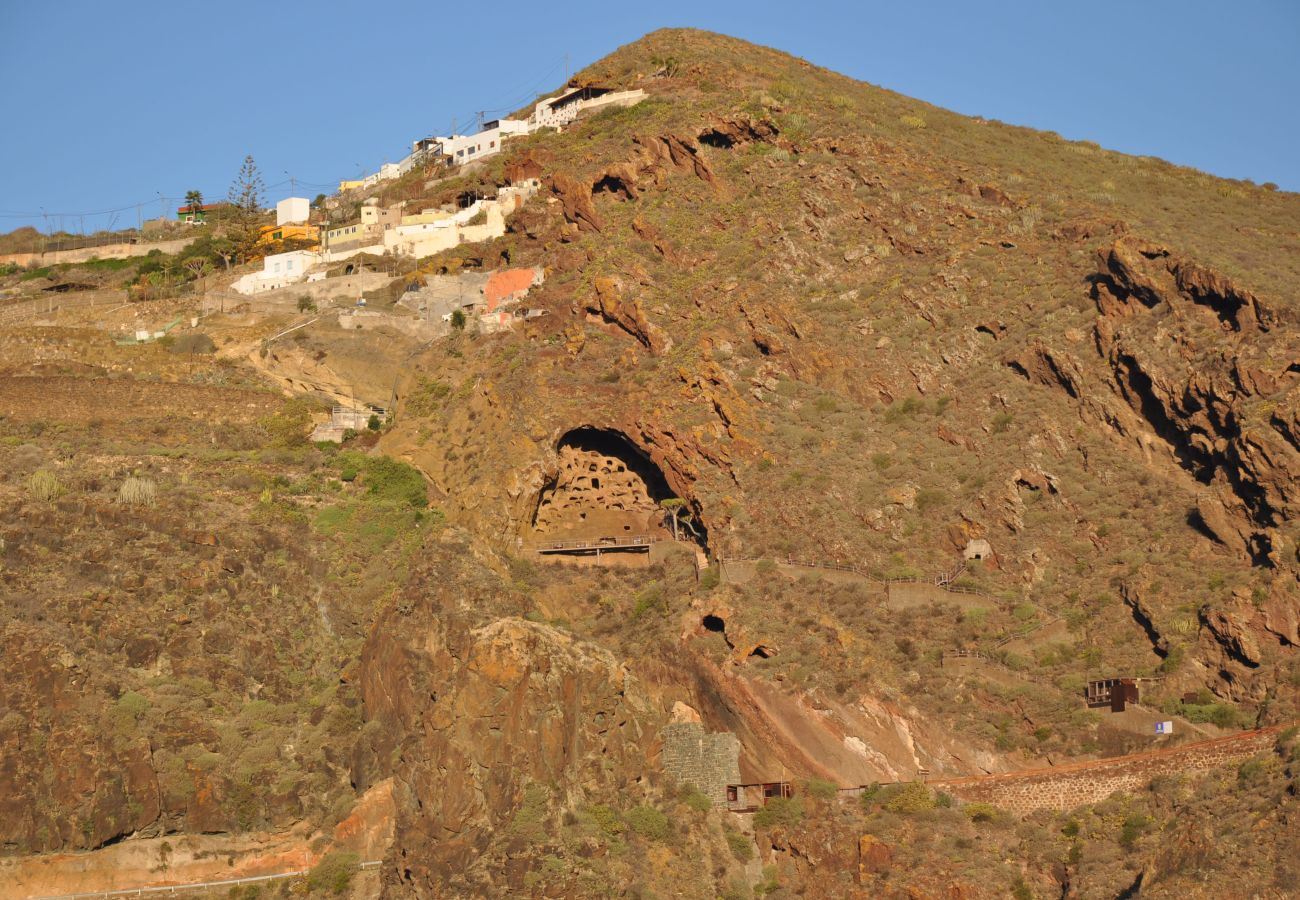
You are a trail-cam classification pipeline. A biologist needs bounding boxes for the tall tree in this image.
[226,155,266,261]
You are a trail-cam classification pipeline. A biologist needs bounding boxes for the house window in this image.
[273,231,282,240]
[286,260,294,270]
[489,141,495,148]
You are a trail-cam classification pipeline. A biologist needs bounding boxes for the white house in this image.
[528,86,645,130]
[434,119,530,165]
[232,249,321,295]
[383,181,539,261]
[276,197,310,226]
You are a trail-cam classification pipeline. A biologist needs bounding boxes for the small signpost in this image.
[1155,721,1174,735]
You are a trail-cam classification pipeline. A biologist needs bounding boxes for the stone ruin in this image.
[532,427,672,541]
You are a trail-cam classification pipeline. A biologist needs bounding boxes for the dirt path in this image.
[0,781,394,900]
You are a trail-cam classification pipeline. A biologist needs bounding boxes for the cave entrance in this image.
[530,426,706,563]
[592,174,634,201]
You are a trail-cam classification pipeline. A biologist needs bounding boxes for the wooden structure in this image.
[1086,677,1140,712]
[531,534,663,558]
[725,782,793,813]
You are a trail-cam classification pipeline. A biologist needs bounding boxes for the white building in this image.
[232,249,322,295]
[383,180,540,261]
[528,87,646,130]
[434,119,530,166]
[276,197,310,226]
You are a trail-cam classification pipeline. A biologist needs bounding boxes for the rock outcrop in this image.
[355,564,658,896]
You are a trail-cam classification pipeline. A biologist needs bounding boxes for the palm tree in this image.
[184,190,204,222]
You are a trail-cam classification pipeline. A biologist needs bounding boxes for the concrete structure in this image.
[661,722,742,806]
[0,237,194,269]
[528,86,646,130]
[310,405,388,443]
[964,539,992,561]
[276,197,310,226]
[361,199,403,233]
[434,118,530,165]
[231,249,321,295]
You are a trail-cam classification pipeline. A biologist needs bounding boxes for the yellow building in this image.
[257,222,320,247]
[338,179,364,192]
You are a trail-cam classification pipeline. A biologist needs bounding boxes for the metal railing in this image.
[531,534,665,552]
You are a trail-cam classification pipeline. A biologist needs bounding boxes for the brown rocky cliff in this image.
[355,570,660,896]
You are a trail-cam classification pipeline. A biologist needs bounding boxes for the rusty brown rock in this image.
[548,173,602,233]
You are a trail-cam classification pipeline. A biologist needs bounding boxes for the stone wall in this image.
[661,723,742,806]
[932,726,1280,814]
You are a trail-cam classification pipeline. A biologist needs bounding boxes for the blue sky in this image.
[1,0,1296,233]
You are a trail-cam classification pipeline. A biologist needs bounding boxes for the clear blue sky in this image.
[1,0,1296,233]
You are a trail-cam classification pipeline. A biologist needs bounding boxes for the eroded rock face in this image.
[1093,237,1300,567]
[356,584,657,896]
[532,434,670,540]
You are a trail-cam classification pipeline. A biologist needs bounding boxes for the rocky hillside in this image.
[363,28,1300,896]
[3,27,1299,900]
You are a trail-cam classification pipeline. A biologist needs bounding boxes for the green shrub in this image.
[169,333,216,354]
[305,850,358,894]
[697,566,720,591]
[361,456,427,508]
[964,802,999,823]
[1119,813,1149,849]
[632,585,665,618]
[585,804,625,839]
[725,828,753,862]
[753,796,803,828]
[27,469,62,503]
[804,778,838,800]
[509,784,550,841]
[682,788,713,812]
[881,781,934,814]
[625,804,670,841]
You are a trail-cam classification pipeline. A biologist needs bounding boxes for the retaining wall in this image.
[1,238,194,268]
[661,722,742,806]
[931,726,1281,814]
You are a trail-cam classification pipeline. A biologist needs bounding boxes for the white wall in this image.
[276,197,310,226]
[435,118,528,164]
[232,250,321,295]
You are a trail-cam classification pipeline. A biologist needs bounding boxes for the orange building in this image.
[257,222,320,248]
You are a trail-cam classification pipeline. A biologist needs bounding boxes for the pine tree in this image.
[226,155,266,261]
